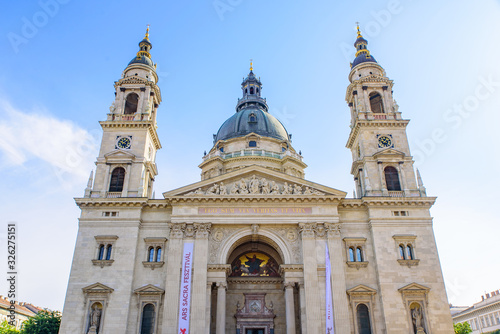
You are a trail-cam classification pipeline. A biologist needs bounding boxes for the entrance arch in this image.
[217,228,293,265]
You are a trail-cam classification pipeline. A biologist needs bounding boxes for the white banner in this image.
[177,242,194,334]
[325,244,335,334]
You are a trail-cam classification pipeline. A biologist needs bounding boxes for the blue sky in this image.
[0,0,499,311]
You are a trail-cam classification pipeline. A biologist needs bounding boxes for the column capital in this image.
[169,223,186,239]
[299,222,317,239]
[194,223,212,239]
[284,282,296,290]
[325,222,342,238]
[216,281,227,290]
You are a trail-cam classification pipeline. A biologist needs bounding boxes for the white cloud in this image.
[0,99,99,187]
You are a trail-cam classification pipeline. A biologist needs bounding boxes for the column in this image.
[299,223,321,333]
[397,162,409,195]
[205,283,213,334]
[122,164,131,196]
[191,223,211,333]
[284,282,296,334]
[101,164,111,197]
[298,283,307,334]
[362,86,371,112]
[161,223,185,334]
[215,281,227,334]
[325,222,352,334]
[378,162,388,196]
[382,86,391,113]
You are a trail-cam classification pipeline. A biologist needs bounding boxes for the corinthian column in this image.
[284,282,296,334]
[215,281,227,334]
[299,223,321,333]
[190,223,211,333]
[325,223,351,334]
[161,223,185,334]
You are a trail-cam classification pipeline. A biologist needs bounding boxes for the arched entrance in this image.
[210,238,299,334]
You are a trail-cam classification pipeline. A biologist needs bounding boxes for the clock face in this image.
[116,137,131,149]
[378,135,392,148]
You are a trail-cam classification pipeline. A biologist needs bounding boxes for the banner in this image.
[177,242,194,334]
[325,244,335,334]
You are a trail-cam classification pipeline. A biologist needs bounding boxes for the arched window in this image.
[356,247,364,262]
[399,244,406,260]
[407,245,414,260]
[140,303,155,334]
[384,166,401,191]
[105,245,112,260]
[148,247,155,262]
[109,167,125,192]
[248,140,257,147]
[249,114,257,122]
[348,247,355,262]
[250,87,254,94]
[124,93,139,114]
[357,304,372,334]
[156,247,162,262]
[245,89,248,94]
[369,92,384,113]
[256,87,259,94]
[98,244,105,260]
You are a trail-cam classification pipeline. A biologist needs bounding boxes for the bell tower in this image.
[345,25,426,198]
[84,27,162,199]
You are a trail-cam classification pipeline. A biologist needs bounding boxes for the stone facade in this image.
[452,290,500,333]
[59,27,454,334]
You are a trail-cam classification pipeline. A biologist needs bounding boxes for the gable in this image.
[134,284,165,295]
[162,165,346,198]
[372,148,406,159]
[347,284,377,295]
[82,282,114,294]
[104,150,136,163]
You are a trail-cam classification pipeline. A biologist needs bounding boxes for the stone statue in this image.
[109,102,116,113]
[303,186,313,195]
[239,178,249,194]
[412,307,425,334]
[249,175,260,194]
[282,182,291,195]
[293,184,302,194]
[194,188,204,195]
[219,182,227,195]
[88,305,101,333]
[230,183,240,194]
[261,178,270,194]
[206,184,219,195]
[270,181,280,194]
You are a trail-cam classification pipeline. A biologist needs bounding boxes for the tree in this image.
[0,320,21,334]
[20,310,61,334]
[454,322,472,334]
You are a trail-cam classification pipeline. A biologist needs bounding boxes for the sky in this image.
[0,0,499,312]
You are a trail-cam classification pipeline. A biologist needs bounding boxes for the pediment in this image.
[117,76,148,85]
[82,282,114,294]
[372,148,406,158]
[162,165,346,198]
[134,284,165,295]
[398,282,430,293]
[104,150,136,162]
[347,284,377,295]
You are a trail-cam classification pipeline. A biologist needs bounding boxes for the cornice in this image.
[346,119,410,149]
[166,195,343,205]
[362,196,436,207]
[75,197,149,208]
[99,121,161,150]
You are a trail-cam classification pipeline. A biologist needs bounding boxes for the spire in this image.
[250,59,253,72]
[351,23,377,68]
[416,169,427,196]
[84,170,94,198]
[127,26,155,69]
[144,24,150,41]
[236,61,268,112]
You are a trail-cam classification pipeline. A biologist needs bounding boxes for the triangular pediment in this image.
[134,284,165,295]
[82,282,114,294]
[104,150,136,162]
[117,76,148,85]
[372,148,406,158]
[162,165,347,198]
[347,284,377,295]
[398,282,430,293]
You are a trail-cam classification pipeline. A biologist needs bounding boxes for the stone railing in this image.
[388,191,404,197]
[106,192,122,198]
[203,149,303,162]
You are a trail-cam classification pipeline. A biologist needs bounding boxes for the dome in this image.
[352,53,377,68]
[127,55,154,68]
[214,107,289,142]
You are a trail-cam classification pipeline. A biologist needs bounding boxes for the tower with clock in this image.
[87,27,162,199]
[345,26,426,198]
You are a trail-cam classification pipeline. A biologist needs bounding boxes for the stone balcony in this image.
[202,149,303,162]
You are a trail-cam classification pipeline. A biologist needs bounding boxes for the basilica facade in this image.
[59,27,454,334]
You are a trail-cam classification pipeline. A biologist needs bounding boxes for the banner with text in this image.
[177,242,194,334]
[325,244,335,334]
